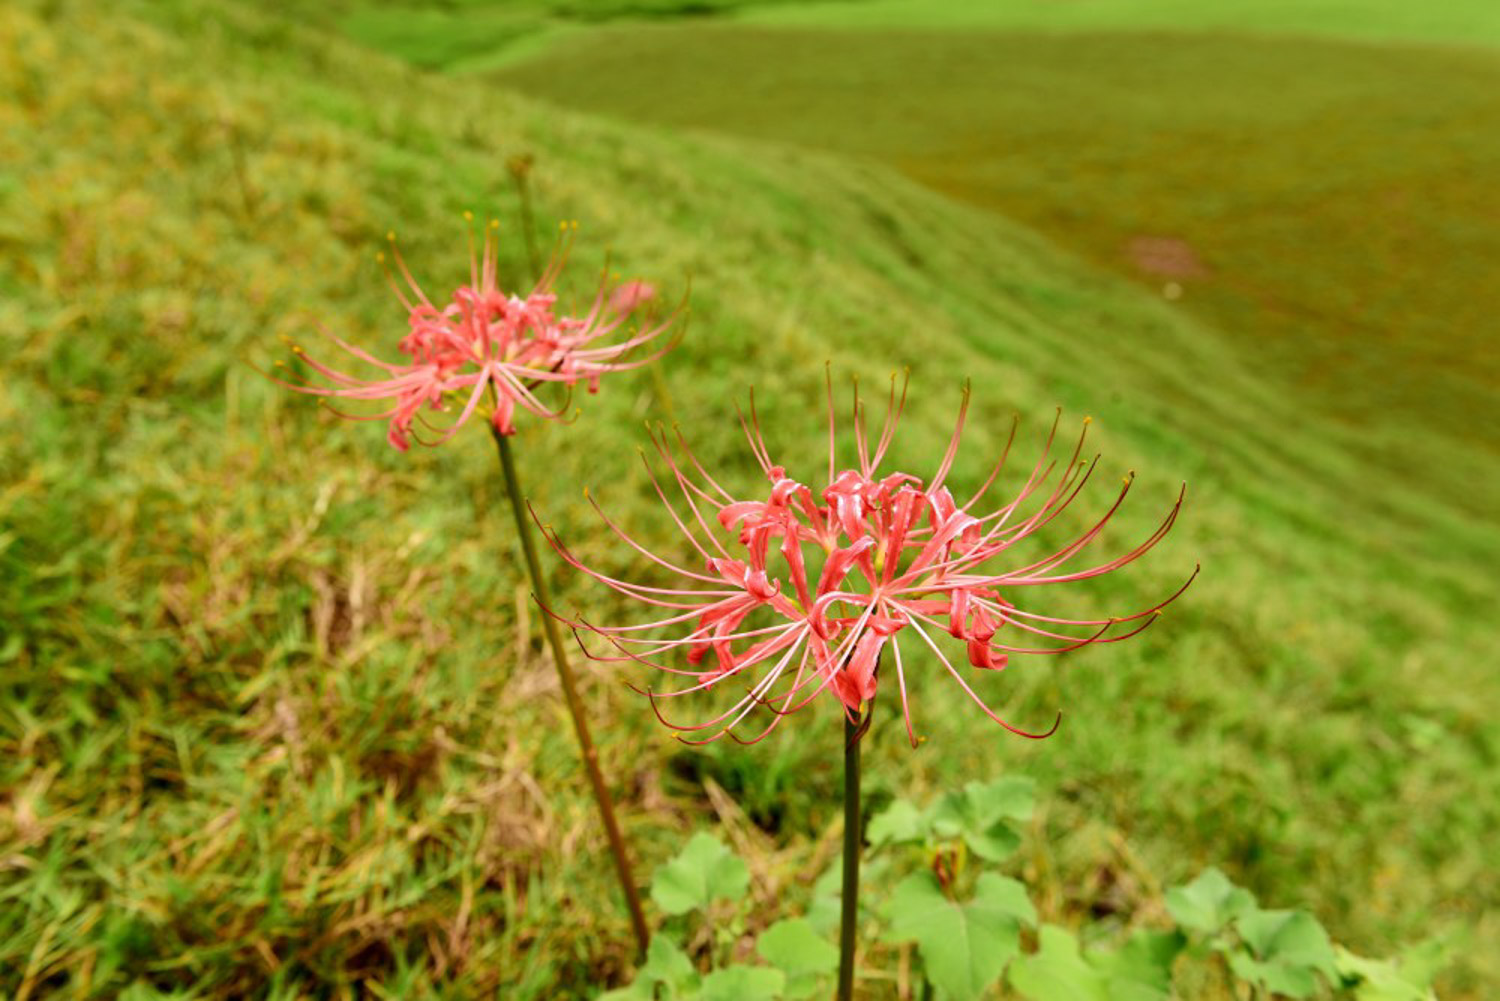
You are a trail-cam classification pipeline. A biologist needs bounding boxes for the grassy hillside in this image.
[732,0,1500,47]
[333,0,1500,72]
[488,24,1500,527]
[2,1,1496,998]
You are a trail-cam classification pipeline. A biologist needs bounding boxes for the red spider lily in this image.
[274,219,679,450]
[544,377,1196,746]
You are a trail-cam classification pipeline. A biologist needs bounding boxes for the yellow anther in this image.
[1083,415,1093,425]
[490,219,500,229]
[376,251,386,263]
[463,210,474,221]
[386,230,395,241]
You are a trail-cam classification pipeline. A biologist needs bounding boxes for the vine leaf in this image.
[867,798,927,848]
[1011,925,1183,1001]
[649,832,750,917]
[1165,868,1256,935]
[929,777,1036,862]
[598,937,698,1000]
[1230,909,1338,999]
[697,964,784,1001]
[884,871,1033,1001]
[1335,944,1442,1001]
[1092,929,1185,1001]
[1009,925,1108,1001]
[757,918,838,999]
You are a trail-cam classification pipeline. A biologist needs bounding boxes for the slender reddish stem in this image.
[492,426,650,957]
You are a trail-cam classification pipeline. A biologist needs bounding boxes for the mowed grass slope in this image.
[733,0,1500,48]
[1,1,1496,998]
[488,24,1500,526]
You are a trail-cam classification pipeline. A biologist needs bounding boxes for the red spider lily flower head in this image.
[543,374,1196,746]
[272,217,681,450]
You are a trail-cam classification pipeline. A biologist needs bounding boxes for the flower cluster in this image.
[547,379,1194,745]
[278,219,677,450]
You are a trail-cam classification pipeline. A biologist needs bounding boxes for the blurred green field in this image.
[2,0,1497,998]
[731,0,1500,46]
[336,0,1500,72]
[487,24,1500,526]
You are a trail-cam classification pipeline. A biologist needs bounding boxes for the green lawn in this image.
[2,0,1496,998]
[733,0,1500,48]
[488,25,1500,529]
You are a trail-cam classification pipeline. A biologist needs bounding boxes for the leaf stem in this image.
[492,426,650,956]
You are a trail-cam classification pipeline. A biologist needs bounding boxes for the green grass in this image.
[487,24,1500,526]
[1,0,1496,998]
[732,0,1500,48]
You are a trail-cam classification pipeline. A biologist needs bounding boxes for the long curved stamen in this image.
[546,381,1188,747]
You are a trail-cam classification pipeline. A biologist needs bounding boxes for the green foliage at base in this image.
[613,787,1444,1000]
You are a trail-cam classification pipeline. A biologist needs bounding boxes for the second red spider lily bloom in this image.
[543,377,1197,746]
[276,219,680,450]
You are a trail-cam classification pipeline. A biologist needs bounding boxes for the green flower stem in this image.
[838,709,863,1001]
[507,155,542,284]
[492,426,650,957]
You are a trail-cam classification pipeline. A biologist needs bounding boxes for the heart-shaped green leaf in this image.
[1335,945,1440,1001]
[599,937,699,1000]
[1009,925,1108,1001]
[1092,929,1184,1001]
[1165,868,1256,936]
[867,798,928,848]
[929,777,1034,861]
[884,871,1032,1001]
[698,964,785,1001]
[650,832,750,916]
[757,918,838,999]
[1230,909,1337,999]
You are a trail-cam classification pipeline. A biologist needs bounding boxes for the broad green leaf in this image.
[599,937,699,1000]
[1009,925,1108,1001]
[804,862,842,935]
[650,832,750,916]
[757,918,838,999]
[967,776,1036,822]
[805,854,893,935]
[929,777,1033,861]
[868,798,928,848]
[1336,950,1429,1001]
[1227,908,1337,999]
[698,964,784,1001]
[1091,930,1185,1001]
[884,871,1030,1001]
[1165,868,1256,935]
[1335,946,1440,1001]
[1395,937,1449,990]
[1238,909,1338,976]
[1230,951,1319,1000]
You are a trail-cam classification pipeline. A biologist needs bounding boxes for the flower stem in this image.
[838,710,863,1001]
[491,426,650,957]
[506,154,542,283]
